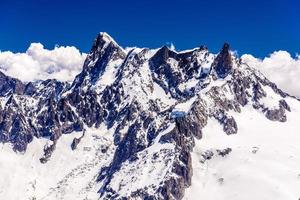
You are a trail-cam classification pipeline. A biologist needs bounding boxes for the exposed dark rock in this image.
[214,110,238,135]
[218,178,224,184]
[149,46,208,98]
[0,71,25,96]
[71,130,85,150]
[200,150,214,163]
[213,43,233,78]
[40,141,57,163]
[265,107,287,122]
[159,176,186,200]
[252,146,259,154]
[232,76,249,106]
[279,99,291,112]
[24,82,36,96]
[71,137,81,150]
[253,82,266,101]
[217,148,232,157]
[223,116,238,135]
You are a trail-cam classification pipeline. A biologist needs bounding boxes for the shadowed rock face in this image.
[0,75,71,151]
[0,33,297,199]
[149,46,210,99]
[213,43,233,78]
[71,32,126,90]
[0,71,25,96]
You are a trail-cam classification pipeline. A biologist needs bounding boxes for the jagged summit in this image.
[0,33,299,200]
[212,42,233,78]
[221,42,230,51]
[71,33,126,90]
[98,32,117,43]
[91,32,121,52]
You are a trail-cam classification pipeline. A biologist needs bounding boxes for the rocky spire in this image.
[90,32,120,54]
[71,32,126,89]
[213,43,233,78]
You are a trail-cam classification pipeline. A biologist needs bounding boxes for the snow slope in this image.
[0,126,115,200]
[185,96,300,200]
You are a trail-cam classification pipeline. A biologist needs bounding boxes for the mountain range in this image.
[0,32,300,200]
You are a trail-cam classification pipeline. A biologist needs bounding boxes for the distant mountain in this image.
[0,33,299,200]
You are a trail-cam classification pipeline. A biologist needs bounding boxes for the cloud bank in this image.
[242,51,300,98]
[0,43,86,82]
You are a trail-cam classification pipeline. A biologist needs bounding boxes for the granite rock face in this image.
[0,71,25,96]
[213,43,233,79]
[0,32,296,199]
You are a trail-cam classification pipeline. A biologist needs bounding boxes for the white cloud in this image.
[242,51,300,98]
[0,43,86,82]
[170,43,176,51]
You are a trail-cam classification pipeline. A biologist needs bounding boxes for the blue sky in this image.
[1,0,299,57]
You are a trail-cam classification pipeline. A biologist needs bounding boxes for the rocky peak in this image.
[221,42,230,52]
[199,45,208,51]
[213,42,233,78]
[71,33,126,90]
[84,32,126,71]
[149,45,213,98]
[90,32,120,55]
[150,45,177,64]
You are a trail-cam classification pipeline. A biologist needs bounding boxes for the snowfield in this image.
[185,97,300,200]
[0,126,115,200]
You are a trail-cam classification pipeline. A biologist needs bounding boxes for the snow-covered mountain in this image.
[1,32,300,200]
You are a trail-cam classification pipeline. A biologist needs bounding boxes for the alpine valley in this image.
[1,33,300,200]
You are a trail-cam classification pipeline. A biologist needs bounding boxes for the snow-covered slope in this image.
[185,93,300,200]
[0,32,299,200]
